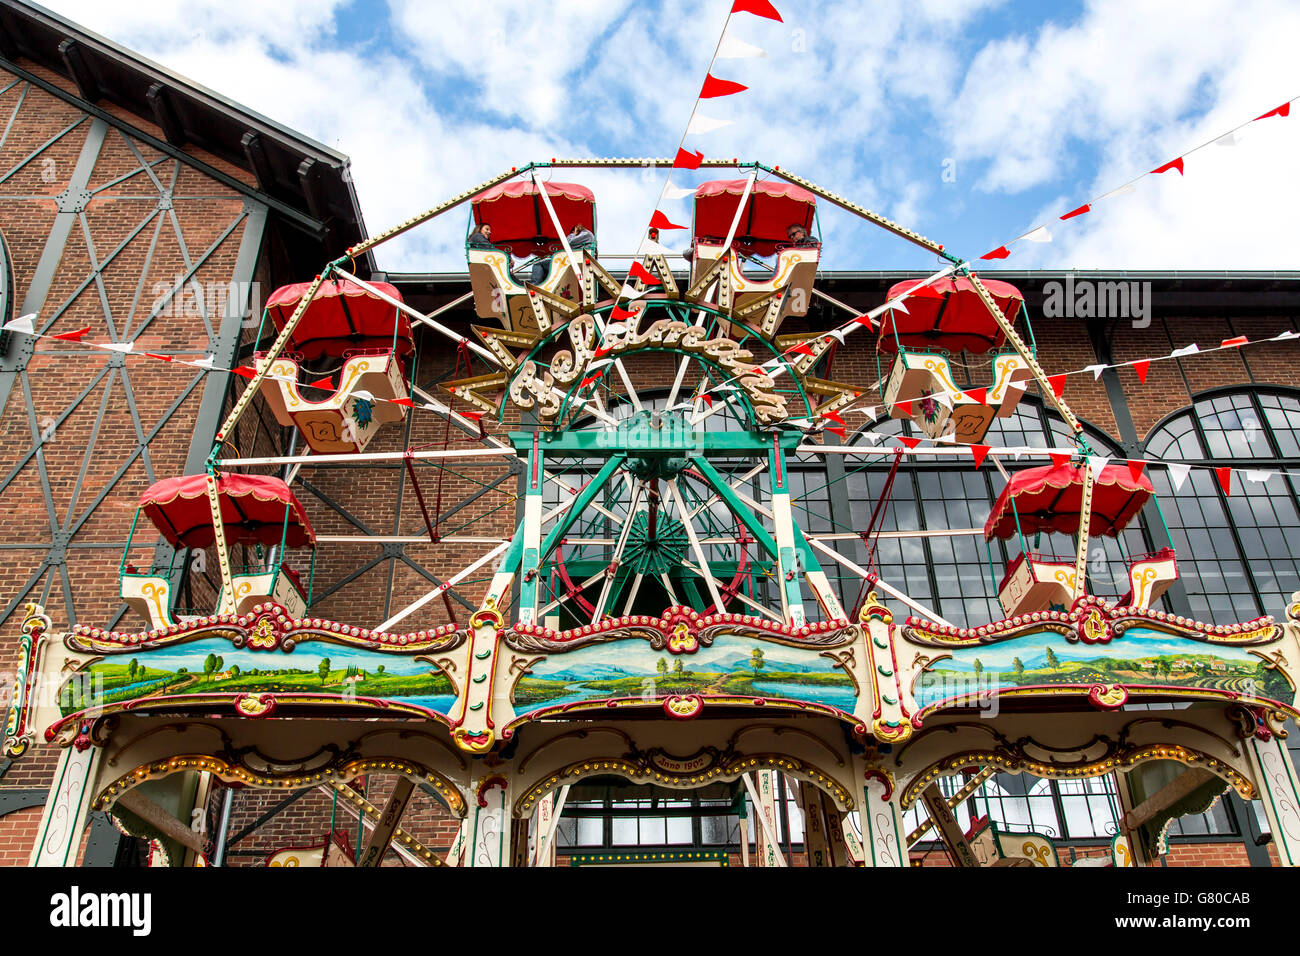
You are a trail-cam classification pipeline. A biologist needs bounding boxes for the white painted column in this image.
[30,744,102,867]
[859,771,907,868]
[1246,734,1300,867]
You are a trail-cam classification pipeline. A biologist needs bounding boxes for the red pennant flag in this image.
[146,352,174,362]
[731,0,783,20]
[895,400,912,416]
[1221,335,1248,348]
[699,393,713,408]
[310,376,335,389]
[1060,203,1091,220]
[463,411,484,422]
[971,444,990,469]
[825,426,847,439]
[852,313,875,327]
[628,261,661,285]
[232,365,257,379]
[898,436,921,450]
[1127,459,1146,483]
[1151,157,1184,176]
[787,342,816,356]
[52,327,91,341]
[1255,102,1291,121]
[820,408,845,426]
[580,372,605,390]
[649,210,685,230]
[700,74,748,98]
[1050,453,1072,468]
[965,387,987,406]
[980,245,1011,260]
[389,397,415,407]
[1046,374,1067,398]
[594,345,613,359]
[673,148,704,170]
[610,305,638,321]
[1132,359,1150,384]
[1217,467,1233,496]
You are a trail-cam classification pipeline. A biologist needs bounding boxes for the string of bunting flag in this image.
[977,95,1296,262]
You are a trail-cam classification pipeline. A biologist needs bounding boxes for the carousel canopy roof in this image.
[139,473,316,550]
[692,179,816,257]
[984,461,1154,541]
[878,276,1023,355]
[471,181,596,258]
[267,278,413,363]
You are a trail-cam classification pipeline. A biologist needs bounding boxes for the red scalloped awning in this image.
[692,179,816,257]
[984,461,1154,540]
[879,277,1023,355]
[471,181,596,257]
[266,278,413,364]
[140,474,315,550]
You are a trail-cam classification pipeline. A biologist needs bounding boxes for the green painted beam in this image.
[510,429,801,456]
[538,454,626,563]
[689,456,779,559]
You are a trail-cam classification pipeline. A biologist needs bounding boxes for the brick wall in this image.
[0,60,258,865]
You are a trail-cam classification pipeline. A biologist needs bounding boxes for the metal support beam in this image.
[357,777,414,867]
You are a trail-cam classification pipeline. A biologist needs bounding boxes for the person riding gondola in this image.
[529,222,596,284]
[783,223,820,249]
[468,223,496,248]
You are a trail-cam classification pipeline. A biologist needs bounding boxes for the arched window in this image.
[1143,389,1300,623]
[835,401,1136,629]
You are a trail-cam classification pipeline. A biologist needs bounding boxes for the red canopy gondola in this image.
[140,474,316,550]
[984,461,1153,540]
[878,277,1023,355]
[266,279,413,364]
[692,179,816,257]
[471,181,596,258]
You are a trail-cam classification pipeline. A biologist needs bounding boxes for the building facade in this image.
[2,2,1300,867]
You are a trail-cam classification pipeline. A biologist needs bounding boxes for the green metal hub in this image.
[624,510,688,576]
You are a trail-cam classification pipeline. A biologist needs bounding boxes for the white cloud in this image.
[39,0,1296,272]
[945,0,1300,267]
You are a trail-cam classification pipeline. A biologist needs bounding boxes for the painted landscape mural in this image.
[913,626,1291,710]
[59,638,456,717]
[512,635,857,717]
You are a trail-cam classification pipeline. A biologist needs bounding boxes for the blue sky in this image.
[46,0,1300,273]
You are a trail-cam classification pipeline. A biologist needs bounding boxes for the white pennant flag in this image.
[1215,131,1240,147]
[1098,184,1137,201]
[1088,455,1110,481]
[717,34,767,58]
[1021,226,1052,243]
[603,321,630,337]
[352,389,374,403]
[103,341,135,353]
[620,282,647,301]
[822,327,847,344]
[1245,469,1276,483]
[662,179,695,201]
[2,313,35,334]
[638,236,677,257]
[931,392,953,410]
[1083,364,1107,380]
[859,431,883,445]
[1166,462,1191,491]
[687,112,734,135]
[1272,330,1300,342]
[193,355,216,369]
[1170,343,1200,358]
[889,297,910,314]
